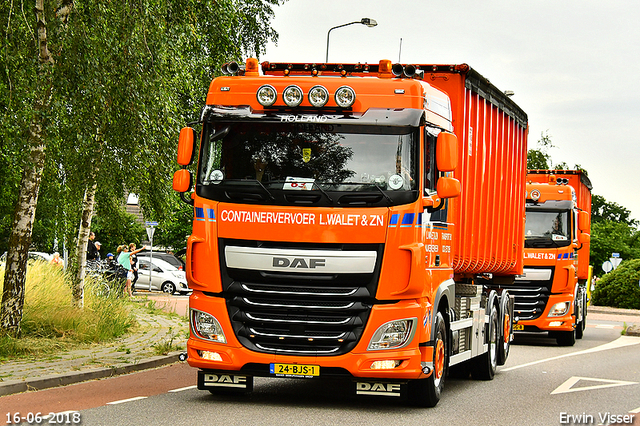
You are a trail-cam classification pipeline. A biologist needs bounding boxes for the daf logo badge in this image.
[272,257,326,269]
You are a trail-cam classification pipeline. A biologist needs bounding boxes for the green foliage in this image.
[0,262,136,359]
[592,194,638,227]
[591,259,640,309]
[590,220,640,276]
[527,131,554,170]
[0,0,283,257]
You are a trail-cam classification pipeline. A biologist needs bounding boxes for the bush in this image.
[0,261,137,359]
[591,259,640,309]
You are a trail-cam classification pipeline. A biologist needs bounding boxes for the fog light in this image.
[283,85,303,107]
[257,85,277,107]
[549,321,564,327]
[198,350,223,361]
[334,86,356,108]
[548,302,571,317]
[308,85,329,107]
[367,318,416,351]
[371,360,402,370]
[192,309,227,343]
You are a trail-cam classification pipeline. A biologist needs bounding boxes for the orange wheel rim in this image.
[503,313,510,344]
[434,339,445,379]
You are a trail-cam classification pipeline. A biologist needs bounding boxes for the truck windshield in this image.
[524,210,571,248]
[197,121,419,206]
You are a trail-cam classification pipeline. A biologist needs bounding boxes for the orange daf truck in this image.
[172,58,528,406]
[512,170,592,346]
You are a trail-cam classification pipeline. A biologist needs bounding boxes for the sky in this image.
[262,0,640,221]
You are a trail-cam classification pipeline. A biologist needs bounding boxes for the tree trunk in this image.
[72,180,98,307]
[0,0,54,338]
[71,130,103,307]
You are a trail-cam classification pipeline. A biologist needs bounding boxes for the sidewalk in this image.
[0,302,637,397]
[0,298,189,397]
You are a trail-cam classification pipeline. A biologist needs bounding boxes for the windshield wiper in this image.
[312,181,334,203]
[371,183,393,203]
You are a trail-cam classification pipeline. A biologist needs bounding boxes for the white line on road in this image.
[551,376,638,394]
[595,324,616,329]
[631,407,640,413]
[107,396,148,405]
[503,335,640,372]
[169,385,197,392]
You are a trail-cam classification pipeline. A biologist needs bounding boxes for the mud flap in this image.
[198,370,254,393]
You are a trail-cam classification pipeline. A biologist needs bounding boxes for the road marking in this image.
[551,376,638,395]
[107,396,148,405]
[631,407,640,413]
[169,385,197,392]
[503,335,640,372]
[595,324,616,329]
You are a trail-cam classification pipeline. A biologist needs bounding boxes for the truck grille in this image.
[509,268,554,320]
[219,239,383,356]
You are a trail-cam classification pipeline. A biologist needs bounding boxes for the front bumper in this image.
[187,295,431,380]
[514,293,574,332]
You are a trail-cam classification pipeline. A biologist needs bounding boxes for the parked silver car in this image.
[136,256,191,295]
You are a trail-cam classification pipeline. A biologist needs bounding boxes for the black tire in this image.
[408,312,447,407]
[162,282,176,294]
[556,328,576,346]
[576,292,587,339]
[472,303,498,380]
[497,294,512,366]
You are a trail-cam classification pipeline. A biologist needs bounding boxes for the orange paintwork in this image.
[519,170,592,333]
[183,58,528,383]
[527,170,592,280]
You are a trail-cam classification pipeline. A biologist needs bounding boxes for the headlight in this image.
[192,309,226,343]
[548,302,571,317]
[257,85,277,107]
[283,85,303,107]
[334,86,356,108]
[308,85,329,107]
[367,318,416,351]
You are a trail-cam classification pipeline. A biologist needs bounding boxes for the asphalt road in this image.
[4,316,639,426]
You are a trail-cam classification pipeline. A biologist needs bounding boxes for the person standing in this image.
[94,241,102,262]
[129,243,139,291]
[118,244,145,297]
[87,232,98,261]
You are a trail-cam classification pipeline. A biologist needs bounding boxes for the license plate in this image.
[513,323,524,331]
[270,363,320,377]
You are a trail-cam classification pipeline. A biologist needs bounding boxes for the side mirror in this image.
[177,127,197,166]
[579,232,590,244]
[437,176,461,199]
[578,211,590,232]
[173,169,192,193]
[436,132,458,172]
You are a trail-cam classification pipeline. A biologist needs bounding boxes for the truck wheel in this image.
[472,303,498,380]
[497,295,512,366]
[556,328,576,346]
[408,312,447,407]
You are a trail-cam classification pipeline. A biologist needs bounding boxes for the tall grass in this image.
[0,261,137,359]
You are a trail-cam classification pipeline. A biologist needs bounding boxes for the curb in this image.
[0,352,182,397]
[588,305,640,317]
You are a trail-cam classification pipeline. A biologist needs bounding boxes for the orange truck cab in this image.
[512,170,592,345]
[173,58,528,407]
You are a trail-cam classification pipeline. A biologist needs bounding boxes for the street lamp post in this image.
[326,18,377,63]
